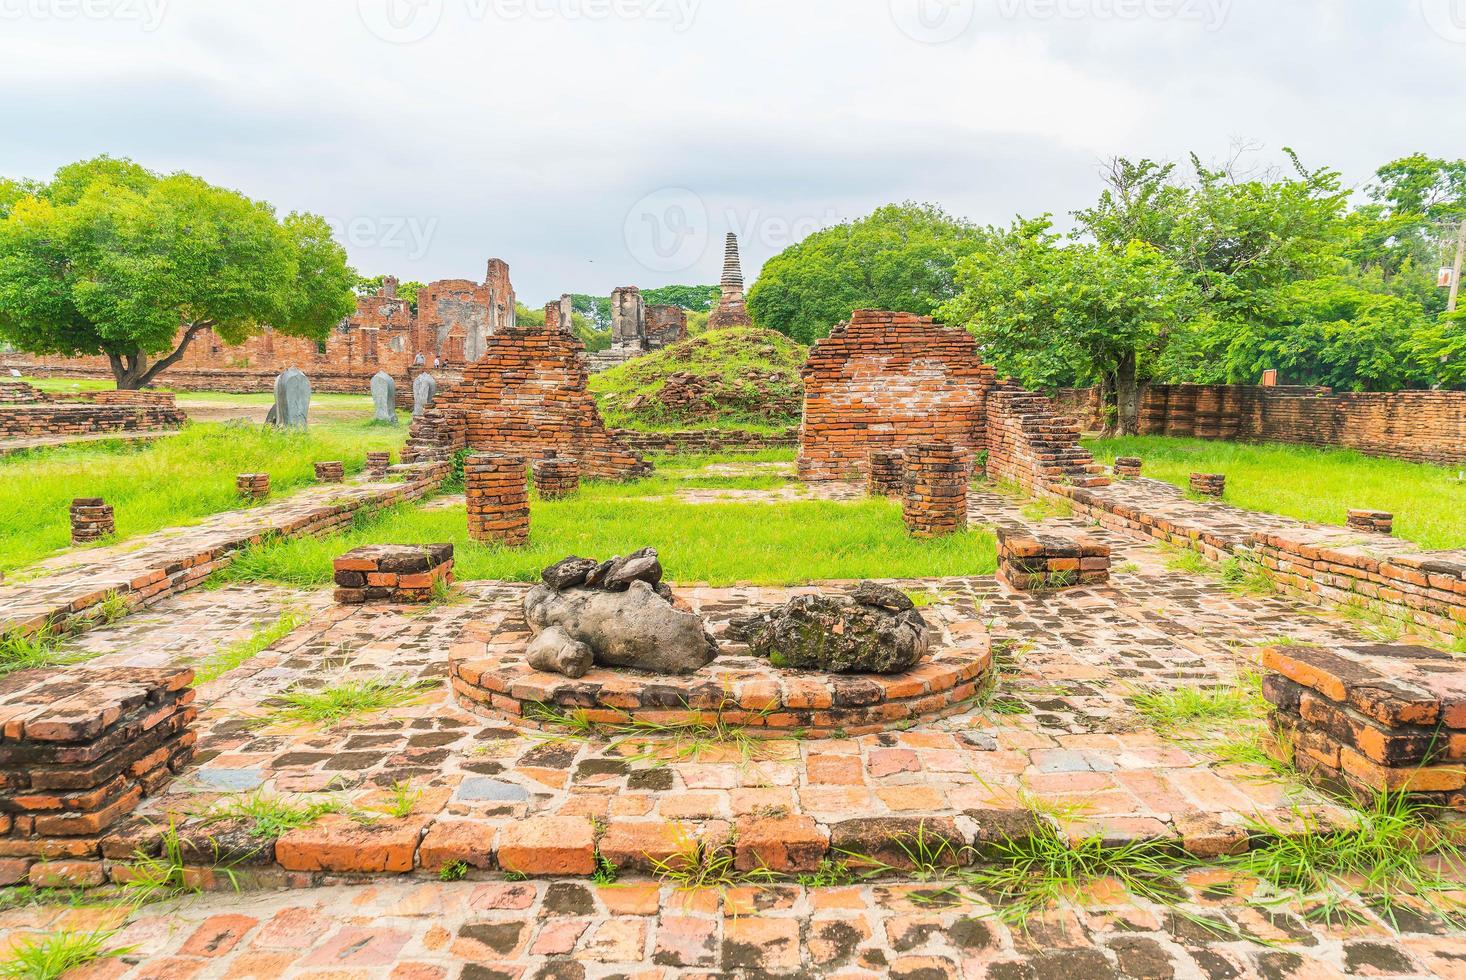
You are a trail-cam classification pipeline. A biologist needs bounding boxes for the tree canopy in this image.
[746,203,988,343]
[0,156,355,389]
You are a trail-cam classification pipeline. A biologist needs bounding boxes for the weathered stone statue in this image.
[522,549,719,677]
[266,368,311,430]
[735,582,930,674]
[412,373,437,417]
[371,371,398,425]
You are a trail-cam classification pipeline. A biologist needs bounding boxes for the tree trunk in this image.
[1115,351,1140,436]
[105,321,213,390]
[1098,373,1118,437]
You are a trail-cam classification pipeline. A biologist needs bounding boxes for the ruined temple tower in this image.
[707,233,754,330]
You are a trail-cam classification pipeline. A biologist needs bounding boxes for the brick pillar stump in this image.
[996,525,1110,592]
[334,543,454,604]
[236,473,270,499]
[0,667,196,860]
[69,498,115,545]
[867,450,906,498]
[532,453,581,500]
[1189,473,1225,497]
[366,452,392,478]
[1347,509,1393,535]
[466,453,529,546]
[314,461,345,484]
[1113,457,1142,480]
[902,443,968,538]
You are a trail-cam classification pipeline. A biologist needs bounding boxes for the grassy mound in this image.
[590,327,807,430]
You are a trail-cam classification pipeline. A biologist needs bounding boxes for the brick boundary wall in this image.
[1054,383,1466,466]
[798,311,996,482]
[403,327,650,480]
[984,386,1109,492]
[609,428,799,455]
[0,383,187,438]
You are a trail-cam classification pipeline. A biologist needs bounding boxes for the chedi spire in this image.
[707,232,754,330]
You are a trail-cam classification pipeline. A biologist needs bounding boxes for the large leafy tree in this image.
[939,218,1200,435]
[642,284,719,312]
[0,156,355,389]
[747,203,989,343]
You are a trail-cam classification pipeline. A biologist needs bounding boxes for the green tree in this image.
[356,274,424,313]
[747,203,989,343]
[939,218,1199,434]
[570,293,611,330]
[641,284,719,312]
[0,156,354,389]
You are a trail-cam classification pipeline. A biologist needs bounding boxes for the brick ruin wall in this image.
[798,311,1104,489]
[0,383,186,438]
[1047,383,1466,466]
[404,327,650,480]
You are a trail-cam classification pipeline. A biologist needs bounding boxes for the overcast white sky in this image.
[3,1,1462,303]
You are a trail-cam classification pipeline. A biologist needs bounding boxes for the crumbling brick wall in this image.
[985,384,1108,491]
[645,305,688,349]
[404,326,650,479]
[0,386,186,438]
[798,311,996,482]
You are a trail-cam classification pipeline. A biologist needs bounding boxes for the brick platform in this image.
[1348,509,1394,535]
[867,449,905,497]
[1190,473,1225,497]
[466,453,529,546]
[0,667,196,879]
[333,544,454,604]
[0,385,186,440]
[996,525,1111,592]
[236,473,270,499]
[531,453,580,500]
[1114,456,1142,479]
[313,461,345,483]
[902,444,967,538]
[1261,643,1466,807]
[69,498,115,545]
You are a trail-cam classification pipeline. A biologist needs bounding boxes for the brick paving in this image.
[3,474,1464,976]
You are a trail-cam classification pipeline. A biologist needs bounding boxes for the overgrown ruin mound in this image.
[590,327,807,429]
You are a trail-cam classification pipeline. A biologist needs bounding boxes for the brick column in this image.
[314,461,345,483]
[366,452,392,478]
[69,498,114,545]
[996,526,1111,592]
[867,450,905,497]
[1189,473,1225,497]
[902,444,967,538]
[1347,509,1393,535]
[466,453,529,546]
[236,473,270,499]
[1113,457,1142,479]
[532,452,581,500]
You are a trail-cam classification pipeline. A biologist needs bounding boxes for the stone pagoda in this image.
[706,233,754,330]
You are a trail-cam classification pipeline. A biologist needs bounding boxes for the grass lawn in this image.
[1085,436,1466,552]
[19,377,376,409]
[218,453,997,587]
[0,419,406,575]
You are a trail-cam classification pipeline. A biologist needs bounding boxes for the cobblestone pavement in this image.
[4,481,1464,977]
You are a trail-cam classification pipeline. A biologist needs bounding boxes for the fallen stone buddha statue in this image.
[731,581,931,675]
[522,548,719,678]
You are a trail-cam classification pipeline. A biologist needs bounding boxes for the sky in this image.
[2,0,1463,304]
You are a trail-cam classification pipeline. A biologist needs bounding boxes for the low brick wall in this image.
[1262,643,1466,807]
[334,544,454,604]
[610,428,798,455]
[996,526,1111,592]
[0,666,197,883]
[0,402,187,439]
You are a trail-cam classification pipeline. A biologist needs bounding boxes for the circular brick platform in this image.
[450,618,992,739]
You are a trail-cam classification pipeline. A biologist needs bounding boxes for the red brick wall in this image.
[404,326,649,480]
[798,311,997,482]
[646,305,688,349]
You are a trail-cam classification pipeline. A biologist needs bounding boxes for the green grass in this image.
[254,673,437,729]
[20,377,375,408]
[0,627,87,677]
[193,608,309,684]
[589,327,807,430]
[217,490,998,588]
[203,791,349,839]
[0,419,405,575]
[1085,436,1466,551]
[1128,676,1268,736]
[0,930,134,980]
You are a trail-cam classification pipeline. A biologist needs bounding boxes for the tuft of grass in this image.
[797,859,857,888]
[649,830,780,894]
[528,697,784,768]
[203,791,348,839]
[439,860,469,882]
[1162,545,1211,575]
[1219,552,1274,596]
[253,674,437,729]
[0,930,135,980]
[378,782,422,819]
[0,626,86,677]
[1020,495,1075,522]
[94,590,130,625]
[1084,435,1466,551]
[1128,675,1267,735]
[193,608,309,684]
[592,852,619,886]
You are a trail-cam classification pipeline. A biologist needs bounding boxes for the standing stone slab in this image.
[412,373,438,418]
[372,371,398,425]
[269,368,312,430]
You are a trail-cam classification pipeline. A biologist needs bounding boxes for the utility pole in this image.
[1450,218,1466,314]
